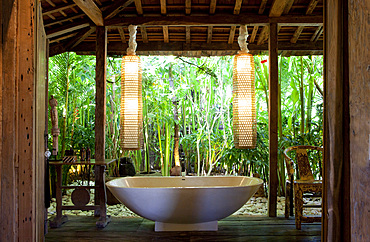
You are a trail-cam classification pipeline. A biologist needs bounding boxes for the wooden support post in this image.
[95,26,107,215]
[268,22,278,217]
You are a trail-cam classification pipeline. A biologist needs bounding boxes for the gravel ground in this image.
[47,182,321,219]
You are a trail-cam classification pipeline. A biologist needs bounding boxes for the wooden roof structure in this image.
[42,0,323,57]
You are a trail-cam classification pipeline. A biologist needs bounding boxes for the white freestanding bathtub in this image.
[106,176,263,231]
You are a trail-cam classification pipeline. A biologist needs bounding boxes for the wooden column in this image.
[268,23,278,217]
[95,26,107,214]
[95,26,107,161]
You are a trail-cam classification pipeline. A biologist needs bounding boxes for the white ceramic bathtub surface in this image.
[106,176,263,231]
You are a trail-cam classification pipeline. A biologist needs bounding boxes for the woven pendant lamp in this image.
[233,25,257,149]
[120,25,143,150]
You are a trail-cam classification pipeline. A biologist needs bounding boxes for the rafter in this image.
[310,26,322,42]
[68,27,96,49]
[185,26,191,44]
[269,0,289,17]
[283,0,295,14]
[250,25,259,43]
[118,27,126,43]
[306,0,319,15]
[141,26,148,43]
[73,0,104,26]
[160,0,167,15]
[257,26,269,45]
[46,20,90,38]
[233,0,243,15]
[210,0,217,14]
[258,0,268,14]
[134,0,143,15]
[228,26,236,44]
[185,0,191,15]
[104,0,135,20]
[49,33,77,44]
[44,14,85,27]
[42,3,77,16]
[290,26,304,43]
[207,26,213,44]
[163,26,169,43]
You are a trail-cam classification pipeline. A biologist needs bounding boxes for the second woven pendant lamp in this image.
[233,25,257,149]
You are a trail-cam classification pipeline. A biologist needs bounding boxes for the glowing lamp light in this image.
[120,55,143,150]
[233,53,257,149]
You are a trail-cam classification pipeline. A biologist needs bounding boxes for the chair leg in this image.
[294,184,303,230]
[285,183,290,218]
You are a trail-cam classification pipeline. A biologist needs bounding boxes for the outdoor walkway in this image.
[45,215,321,241]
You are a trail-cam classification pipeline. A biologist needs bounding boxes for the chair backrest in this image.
[283,145,323,181]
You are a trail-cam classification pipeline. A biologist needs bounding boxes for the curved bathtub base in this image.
[155,221,218,232]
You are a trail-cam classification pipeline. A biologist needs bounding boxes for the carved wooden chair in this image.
[283,145,323,229]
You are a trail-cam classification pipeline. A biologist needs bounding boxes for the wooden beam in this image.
[73,0,103,26]
[106,15,323,27]
[233,0,243,15]
[68,26,96,49]
[250,25,259,43]
[207,26,213,44]
[49,32,77,44]
[134,0,143,15]
[160,0,166,15]
[186,26,190,43]
[283,0,294,14]
[95,26,107,162]
[44,14,85,28]
[306,0,319,15]
[140,26,148,43]
[210,0,217,14]
[269,0,288,17]
[268,22,278,218]
[310,26,322,41]
[185,0,191,15]
[290,26,304,43]
[258,0,268,14]
[104,0,135,20]
[42,3,77,16]
[163,26,169,43]
[228,26,236,44]
[257,26,269,45]
[46,20,90,38]
[118,27,127,43]
[69,40,323,54]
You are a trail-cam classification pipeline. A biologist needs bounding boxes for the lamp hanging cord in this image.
[237,25,249,54]
[127,25,137,55]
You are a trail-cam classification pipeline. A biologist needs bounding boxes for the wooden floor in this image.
[45,215,321,241]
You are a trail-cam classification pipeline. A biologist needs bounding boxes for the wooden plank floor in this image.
[45,216,321,241]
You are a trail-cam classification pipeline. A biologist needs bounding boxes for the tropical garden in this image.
[48,53,323,196]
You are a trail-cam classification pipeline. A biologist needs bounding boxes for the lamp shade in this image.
[233,53,257,149]
[120,55,143,150]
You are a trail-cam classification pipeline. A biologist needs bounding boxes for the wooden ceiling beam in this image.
[290,26,304,43]
[310,26,322,42]
[258,0,268,14]
[46,20,90,38]
[134,0,143,15]
[141,26,148,43]
[269,0,289,17]
[163,26,169,43]
[160,0,167,15]
[306,0,319,15]
[73,0,103,26]
[186,26,191,43]
[42,3,77,16]
[283,0,295,14]
[210,0,217,14]
[250,25,259,43]
[257,25,269,45]
[49,33,77,44]
[207,26,213,44]
[118,27,127,43]
[68,26,96,49]
[105,15,323,27]
[228,26,236,44]
[67,40,323,54]
[233,0,243,15]
[185,0,191,15]
[44,14,85,27]
[104,0,135,20]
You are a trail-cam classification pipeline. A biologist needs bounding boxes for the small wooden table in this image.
[49,159,116,228]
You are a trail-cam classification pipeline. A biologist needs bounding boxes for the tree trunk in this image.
[169,65,180,167]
